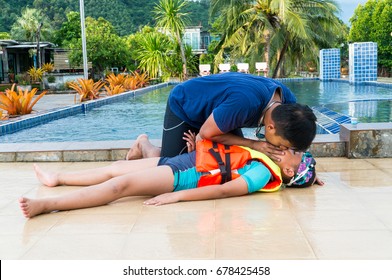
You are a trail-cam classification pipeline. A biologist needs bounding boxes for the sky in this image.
[335,0,367,24]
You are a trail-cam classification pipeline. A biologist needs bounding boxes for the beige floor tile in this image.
[0,234,42,259]
[132,207,215,233]
[371,209,392,230]
[0,213,66,234]
[338,169,392,185]
[215,209,301,232]
[48,214,137,234]
[285,192,365,211]
[216,192,289,210]
[21,233,127,259]
[306,230,392,259]
[294,210,387,231]
[356,193,392,210]
[216,230,316,259]
[120,232,214,259]
[316,158,377,171]
[365,158,392,174]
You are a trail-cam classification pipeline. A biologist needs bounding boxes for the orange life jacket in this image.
[195,140,282,192]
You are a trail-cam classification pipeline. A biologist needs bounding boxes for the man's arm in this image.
[143,177,249,206]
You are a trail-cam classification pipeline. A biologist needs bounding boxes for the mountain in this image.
[0,0,211,36]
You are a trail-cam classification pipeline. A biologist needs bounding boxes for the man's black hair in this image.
[271,103,317,151]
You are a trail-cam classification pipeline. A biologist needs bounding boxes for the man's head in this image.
[274,151,317,187]
[265,103,317,151]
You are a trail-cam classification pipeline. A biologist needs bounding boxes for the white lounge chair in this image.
[237,63,249,73]
[255,62,268,76]
[199,64,211,76]
[218,63,231,73]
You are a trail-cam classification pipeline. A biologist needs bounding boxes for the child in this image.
[19,137,318,219]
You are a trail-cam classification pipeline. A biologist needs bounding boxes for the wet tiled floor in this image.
[1,157,392,260]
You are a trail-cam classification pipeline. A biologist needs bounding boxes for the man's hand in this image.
[183,130,196,152]
[252,141,286,161]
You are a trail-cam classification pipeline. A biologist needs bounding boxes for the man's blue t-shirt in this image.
[168,72,296,133]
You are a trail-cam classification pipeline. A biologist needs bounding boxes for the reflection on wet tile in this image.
[215,192,288,210]
[286,193,365,211]
[215,209,300,232]
[295,210,387,231]
[121,232,214,259]
[132,208,215,233]
[216,230,316,260]
[21,233,127,259]
[306,230,392,259]
[49,214,137,234]
[0,234,41,259]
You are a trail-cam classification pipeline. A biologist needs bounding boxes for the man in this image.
[127,72,317,161]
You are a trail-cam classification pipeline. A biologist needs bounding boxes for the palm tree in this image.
[211,0,342,77]
[10,8,52,68]
[136,31,173,79]
[154,0,190,80]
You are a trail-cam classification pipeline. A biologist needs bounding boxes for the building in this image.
[0,40,55,83]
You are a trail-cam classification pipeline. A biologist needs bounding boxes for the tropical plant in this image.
[10,8,52,42]
[123,75,138,90]
[104,84,125,96]
[133,71,150,88]
[0,84,47,115]
[27,67,44,83]
[349,0,392,76]
[105,73,127,87]
[210,0,342,77]
[68,78,105,102]
[16,72,31,85]
[154,0,190,79]
[10,8,53,68]
[41,63,54,73]
[135,31,173,79]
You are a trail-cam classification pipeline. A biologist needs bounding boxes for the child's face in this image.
[274,149,302,180]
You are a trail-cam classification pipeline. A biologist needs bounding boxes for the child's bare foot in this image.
[125,134,147,160]
[19,197,47,218]
[34,164,59,187]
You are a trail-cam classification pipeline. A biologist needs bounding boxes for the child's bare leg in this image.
[126,134,161,160]
[34,158,160,187]
[21,166,174,218]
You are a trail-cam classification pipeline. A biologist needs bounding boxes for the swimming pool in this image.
[0,80,391,143]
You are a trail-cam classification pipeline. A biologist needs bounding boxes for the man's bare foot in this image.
[34,164,59,187]
[126,134,148,160]
[19,197,47,218]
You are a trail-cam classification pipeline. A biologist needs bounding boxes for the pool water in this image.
[1,80,391,143]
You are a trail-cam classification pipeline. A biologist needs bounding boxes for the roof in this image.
[0,40,56,48]
[6,42,56,49]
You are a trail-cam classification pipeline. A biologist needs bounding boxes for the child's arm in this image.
[144,177,249,206]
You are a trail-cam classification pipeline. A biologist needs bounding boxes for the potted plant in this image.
[47,75,57,89]
[8,68,15,83]
[16,72,32,91]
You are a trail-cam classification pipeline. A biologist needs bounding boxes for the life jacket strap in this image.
[208,142,232,184]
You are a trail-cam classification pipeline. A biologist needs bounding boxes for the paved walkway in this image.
[1,157,392,259]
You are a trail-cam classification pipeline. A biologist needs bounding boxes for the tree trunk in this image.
[36,23,43,69]
[272,37,290,78]
[263,31,270,77]
[176,31,188,80]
